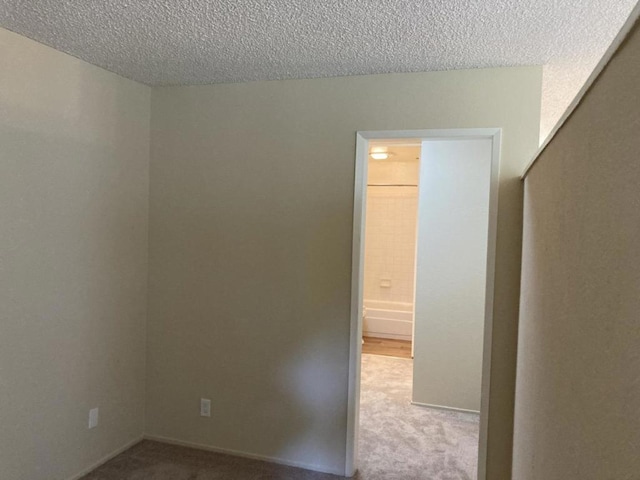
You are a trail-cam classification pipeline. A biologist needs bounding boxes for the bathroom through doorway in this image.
[347,129,500,479]
[361,140,420,359]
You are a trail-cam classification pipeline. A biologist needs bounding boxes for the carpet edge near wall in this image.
[69,436,144,480]
[141,434,347,477]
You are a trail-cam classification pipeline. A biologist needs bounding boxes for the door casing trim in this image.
[346,128,501,479]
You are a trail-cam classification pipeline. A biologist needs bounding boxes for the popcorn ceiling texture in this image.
[0,1,636,144]
[0,0,635,88]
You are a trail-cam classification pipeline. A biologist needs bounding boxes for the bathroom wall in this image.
[363,147,420,339]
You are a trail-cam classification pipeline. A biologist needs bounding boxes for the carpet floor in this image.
[81,440,342,480]
[358,353,479,480]
[81,354,478,479]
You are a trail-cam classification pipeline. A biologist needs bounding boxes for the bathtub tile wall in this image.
[363,186,418,305]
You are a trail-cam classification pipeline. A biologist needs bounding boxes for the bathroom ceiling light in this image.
[370,152,390,160]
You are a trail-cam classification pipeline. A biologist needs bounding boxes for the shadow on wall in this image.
[145,176,353,475]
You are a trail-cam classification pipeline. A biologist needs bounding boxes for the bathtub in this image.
[363,299,413,341]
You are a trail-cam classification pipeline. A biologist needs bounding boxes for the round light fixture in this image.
[370,152,390,160]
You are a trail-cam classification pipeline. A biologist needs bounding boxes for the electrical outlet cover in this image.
[200,398,211,417]
[88,408,99,429]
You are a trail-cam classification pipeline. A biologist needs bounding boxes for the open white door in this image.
[412,138,492,412]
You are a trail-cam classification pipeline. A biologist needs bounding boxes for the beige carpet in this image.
[82,354,478,479]
[81,440,341,479]
[358,353,479,479]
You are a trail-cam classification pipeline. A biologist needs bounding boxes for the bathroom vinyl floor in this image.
[362,336,412,358]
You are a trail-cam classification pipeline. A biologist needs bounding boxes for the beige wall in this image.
[514,21,640,480]
[148,67,541,477]
[0,28,150,480]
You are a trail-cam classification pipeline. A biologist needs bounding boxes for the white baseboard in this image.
[67,436,143,480]
[363,331,412,341]
[363,316,412,341]
[411,401,480,415]
[144,434,345,477]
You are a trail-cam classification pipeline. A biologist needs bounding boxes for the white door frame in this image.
[345,128,501,479]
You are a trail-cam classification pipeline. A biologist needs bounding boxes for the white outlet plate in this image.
[200,398,211,417]
[88,408,99,429]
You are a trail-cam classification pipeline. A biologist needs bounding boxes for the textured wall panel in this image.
[515,20,640,480]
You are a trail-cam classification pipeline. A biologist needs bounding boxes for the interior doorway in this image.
[346,129,500,479]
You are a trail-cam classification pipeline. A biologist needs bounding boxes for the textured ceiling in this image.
[0,0,636,86]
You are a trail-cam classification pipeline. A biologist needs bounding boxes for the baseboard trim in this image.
[67,436,143,480]
[144,434,345,477]
[363,331,412,341]
[363,352,412,360]
[411,401,480,415]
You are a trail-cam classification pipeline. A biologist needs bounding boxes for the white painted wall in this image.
[367,149,420,186]
[412,139,492,412]
[148,67,541,477]
[0,28,150,480]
